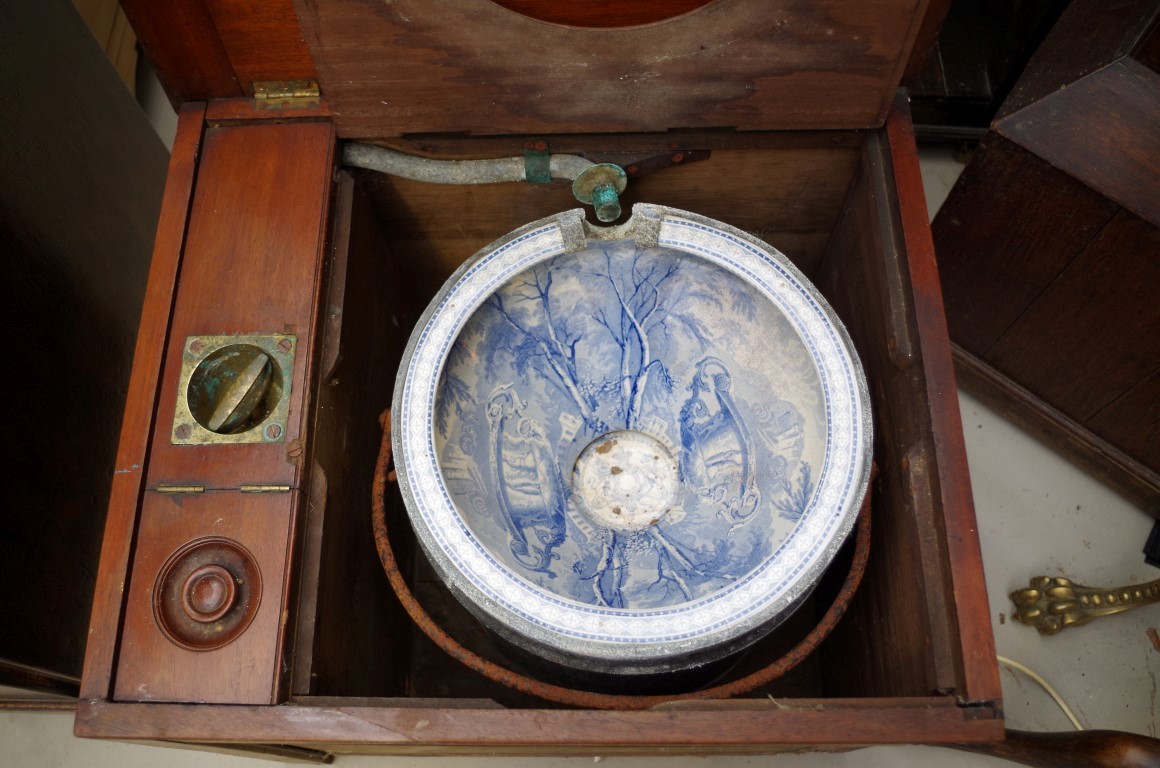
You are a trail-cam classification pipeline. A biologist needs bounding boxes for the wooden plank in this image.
[144,122,336,491]
[78,103,207,701]
[996,59,1160,225]
[113,492,300,704]
[357,145,857,305]
[372,130,867,156]
[295,0,928,137]
[206,96,331,125]
[986,209,1160,423]
[74,697,1003,746]
[204,0,318,93]
[883,96,1001,704]
[932,133,1118,356]
[120,0,241,104]
[292,172,410,697]
[954,345,1160,517]
[815,129,960,698]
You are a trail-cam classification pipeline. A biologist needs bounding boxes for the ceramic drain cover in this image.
[393,204,872,673]
[572,430,681,532]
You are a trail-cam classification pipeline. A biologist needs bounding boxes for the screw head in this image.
[188,340,205,355]
[277,338,293,353]
[175,423,192,440]
[265,423,283,440]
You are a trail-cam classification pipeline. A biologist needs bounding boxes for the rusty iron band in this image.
[372,409,873,709]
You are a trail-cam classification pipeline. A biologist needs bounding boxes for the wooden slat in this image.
[986,209,1160,423]
[120,0,241,104]
[79,103,207,701]
[296,0,928,137]
[204,0,317,93]
[884,96,1001,704]
[816,129,959,698]
[292,173,410,697]
[74,697,1003,747]
[144,122,336,491]
[932,134,1119,356]
[206,96,331,125]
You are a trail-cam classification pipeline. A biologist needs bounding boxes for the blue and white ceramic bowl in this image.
[393,205,872,674]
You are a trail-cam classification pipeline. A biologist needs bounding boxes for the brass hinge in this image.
[156,484,206,494]
[240,484,292,493]
[252,80,321,110]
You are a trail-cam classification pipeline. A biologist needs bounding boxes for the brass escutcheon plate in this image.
[172,333,295,445]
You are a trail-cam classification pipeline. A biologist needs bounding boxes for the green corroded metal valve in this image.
[572,163,628,223]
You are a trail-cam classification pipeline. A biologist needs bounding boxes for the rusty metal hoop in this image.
[372,410,872,709]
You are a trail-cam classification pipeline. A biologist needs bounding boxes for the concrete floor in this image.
[1,101,1155,765]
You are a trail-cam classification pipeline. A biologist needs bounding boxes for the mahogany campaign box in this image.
[75,0,1003,757]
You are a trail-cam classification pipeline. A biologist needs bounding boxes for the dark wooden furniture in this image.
[0,0,167,698]
[76,0,1005,757]
[934,0,1160,516]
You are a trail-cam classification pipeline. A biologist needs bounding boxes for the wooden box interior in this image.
[293,126,973,708]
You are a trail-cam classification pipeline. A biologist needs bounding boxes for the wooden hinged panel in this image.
[119,0,937,136]
[113,491,301,704]
[295,0,932,137]
[145,121,336,491]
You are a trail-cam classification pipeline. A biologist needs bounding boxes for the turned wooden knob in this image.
[154,537,262,651]
[180,564,237,623]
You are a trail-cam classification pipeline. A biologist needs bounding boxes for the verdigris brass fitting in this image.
[172,334,295,445]
[572,163,628,223]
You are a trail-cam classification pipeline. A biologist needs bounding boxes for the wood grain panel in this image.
[358,145,857,302]
[113,492,299,704]
[79,104,207,701]
[986,210,1160,422]
[816,130,960,698]
[295,0,928,137]
[145,122,336,491]
[292,173,410,696]
[120,0,241,104]
[204,0,317,92]
[883,98,1000,704]
[996,59,1160,225]
[74,697,1003,746]
[933,134,1118,355]
[997,0,1160,119]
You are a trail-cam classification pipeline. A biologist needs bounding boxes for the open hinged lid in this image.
[127,0,936,138]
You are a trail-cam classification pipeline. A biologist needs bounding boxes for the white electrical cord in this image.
[997,654,1085,731]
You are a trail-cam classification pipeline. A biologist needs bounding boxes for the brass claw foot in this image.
[1010,576,1160,634]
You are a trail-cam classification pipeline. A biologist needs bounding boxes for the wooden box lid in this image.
[126,0,935,138]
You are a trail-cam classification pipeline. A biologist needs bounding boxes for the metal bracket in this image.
[522,141,552,183]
